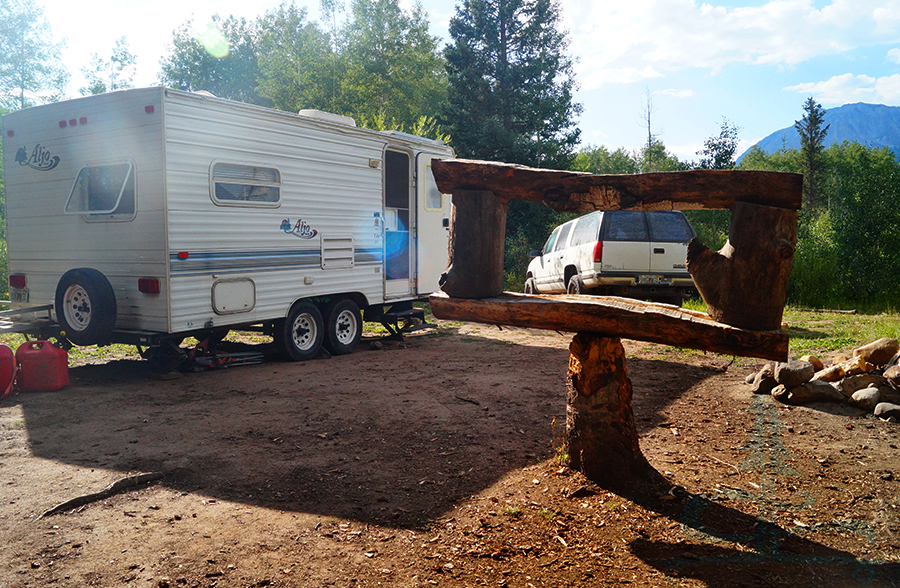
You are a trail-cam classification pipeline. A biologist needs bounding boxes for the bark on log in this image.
[439,190,508,298]
[432,159,803,213]
[566,334,656,489]
[429,291,789,361]
[687,201,797,331]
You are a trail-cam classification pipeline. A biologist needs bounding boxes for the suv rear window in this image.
[646,211,695,242]
[601,211,647,241]
[570,212,601,246]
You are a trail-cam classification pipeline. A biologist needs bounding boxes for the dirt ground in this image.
[1,321,899,588]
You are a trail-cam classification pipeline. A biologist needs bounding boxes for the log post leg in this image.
[566,333,656,490]
[687,201,797,331]
[439,190,508,299]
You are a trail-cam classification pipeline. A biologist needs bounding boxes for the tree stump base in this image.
[566,333,664,493]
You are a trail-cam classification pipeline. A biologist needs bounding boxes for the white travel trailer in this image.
[1,87,453,361]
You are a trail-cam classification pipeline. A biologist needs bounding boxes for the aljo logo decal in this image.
[15,144,60,171]
[280,218,318,239]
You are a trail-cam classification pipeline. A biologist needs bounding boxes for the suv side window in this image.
[601,211,647,241]
[554,222,573,251]
[542,226,561,255]
[570,212,601,246]
[647,211,695,242]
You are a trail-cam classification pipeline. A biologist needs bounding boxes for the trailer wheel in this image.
[324,298,362,355]
[54,268,117,346]
[276,301,324,361]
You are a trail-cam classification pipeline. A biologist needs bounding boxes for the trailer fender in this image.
[54,268,117,346]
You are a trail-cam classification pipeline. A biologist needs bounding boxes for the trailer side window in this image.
[423,163,444,211]
[211,163,281,206]
[65,162,135,218]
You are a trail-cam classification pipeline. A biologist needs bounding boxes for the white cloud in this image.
[784,73,900,103]
[562,0,900,89]
[889,48,900,63]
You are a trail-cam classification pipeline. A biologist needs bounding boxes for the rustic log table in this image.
[428,159,803,493]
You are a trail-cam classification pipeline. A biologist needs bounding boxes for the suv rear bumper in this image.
[592,275,694,288]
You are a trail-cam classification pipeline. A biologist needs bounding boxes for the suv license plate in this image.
[637,275,665,285]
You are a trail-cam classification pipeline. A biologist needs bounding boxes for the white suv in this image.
[524,210,696,304]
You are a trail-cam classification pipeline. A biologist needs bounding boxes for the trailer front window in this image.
[212,163,281,206]
[65,161,135,218]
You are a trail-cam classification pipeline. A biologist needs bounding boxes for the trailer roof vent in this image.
[298,109,356,127]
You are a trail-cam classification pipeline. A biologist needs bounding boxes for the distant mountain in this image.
[738,103,900,161]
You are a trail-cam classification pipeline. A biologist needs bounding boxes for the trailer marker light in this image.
[69,119,77,127]
[9,275,26,289]
[79,117,87,125]
[145,105,155,114]
[6,130,12,137]
[59,120,67,128]
[177,251,189,259]
[138,278,161,294]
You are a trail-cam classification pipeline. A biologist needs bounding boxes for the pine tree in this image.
[444,0,581,170]
[794,97,830,208]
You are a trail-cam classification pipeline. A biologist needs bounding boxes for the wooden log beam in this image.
[687,201,797,331]
[432,159,803,213]
[429,291,789,361]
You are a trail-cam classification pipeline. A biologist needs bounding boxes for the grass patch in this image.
[685,297,900,359]
[783,308,900,358]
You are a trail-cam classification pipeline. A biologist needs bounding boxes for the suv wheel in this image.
[567,276,583,295]
[524,277,538,295]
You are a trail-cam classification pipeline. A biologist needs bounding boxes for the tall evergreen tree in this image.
[794,97,830,208]
[0,0,68,110]
[444,0,581,169]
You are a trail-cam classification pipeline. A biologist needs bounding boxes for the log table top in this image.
[429,291,789,361]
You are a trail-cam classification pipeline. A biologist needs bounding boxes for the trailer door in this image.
[384,149,414,299]
[415,154,451,296]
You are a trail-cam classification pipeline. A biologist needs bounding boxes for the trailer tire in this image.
[55,268,117,346]
[276,301,324,361]
[323,298,362,355]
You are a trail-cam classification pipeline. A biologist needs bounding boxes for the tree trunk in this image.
[566,333,656,490]
[439,190,508,298]
[687,201,797,331]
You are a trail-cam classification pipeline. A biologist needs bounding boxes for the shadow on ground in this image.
[10,332,717,531]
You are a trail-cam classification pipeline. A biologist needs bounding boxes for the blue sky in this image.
[38,0,900,161]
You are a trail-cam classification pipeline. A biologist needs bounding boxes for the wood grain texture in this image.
[429,291,789,361]
[432,159,803,213]
[687,201,797,331]
[438,190,508,298]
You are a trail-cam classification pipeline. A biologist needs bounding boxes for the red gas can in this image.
[15,341,69,392]
[0,345,16,398]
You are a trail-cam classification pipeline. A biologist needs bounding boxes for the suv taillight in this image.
[9,275,26,289]
[593,241,603,263]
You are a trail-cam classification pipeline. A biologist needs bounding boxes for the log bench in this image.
[428,159,803,492]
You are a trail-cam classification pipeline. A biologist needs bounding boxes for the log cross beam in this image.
[428,158,803,493]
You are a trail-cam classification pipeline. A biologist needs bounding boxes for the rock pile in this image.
[746,337,900,422]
